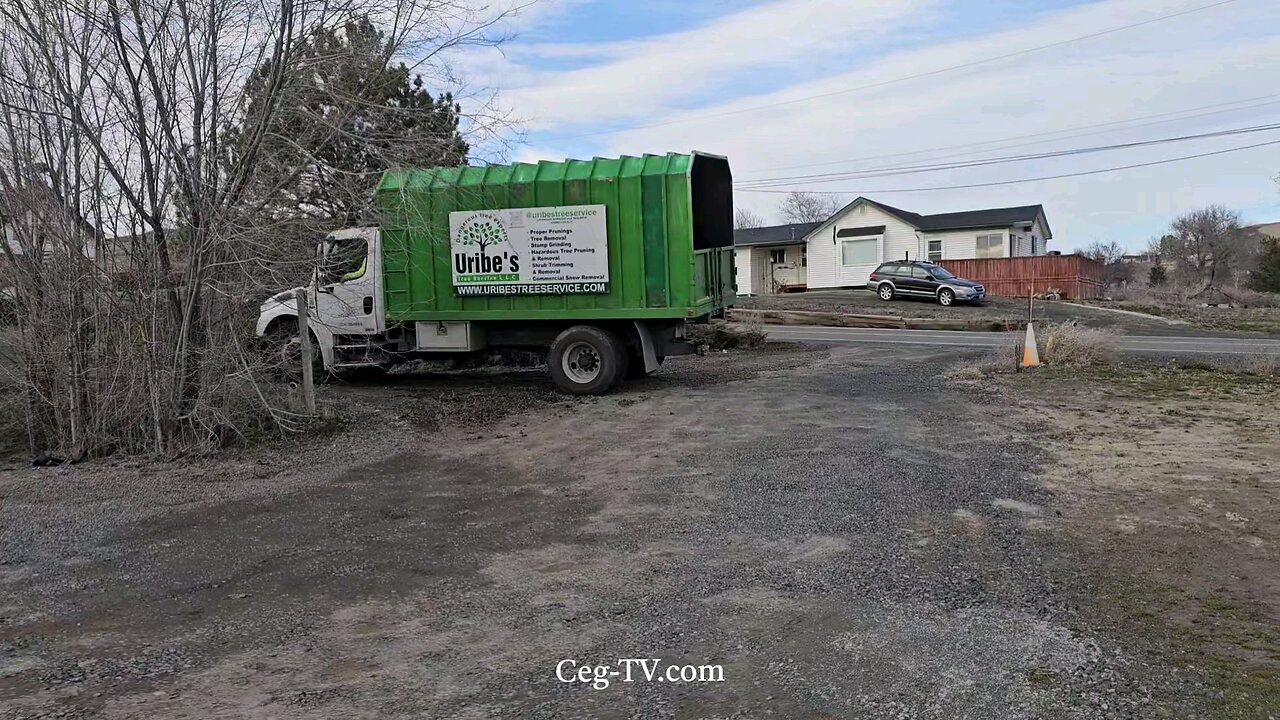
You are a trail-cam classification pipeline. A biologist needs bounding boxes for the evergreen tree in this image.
[227,16,468,224]
[1248,235,1280,293]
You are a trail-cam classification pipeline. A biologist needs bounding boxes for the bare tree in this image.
[1077,239,1133,286]
[778,192,844,224]
[0,0,515,458]
[733,207,766,229]
[1078,240,1124,265]
[1154,206,1255,293]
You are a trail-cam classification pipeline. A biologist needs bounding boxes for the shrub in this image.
[0,345,28,458]
[1040,324,1119,367]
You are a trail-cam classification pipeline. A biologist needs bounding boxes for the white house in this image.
[735,197,1052,295]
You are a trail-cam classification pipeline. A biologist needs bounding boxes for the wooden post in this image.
[296,287,316,415]
[1027,285,1034,324]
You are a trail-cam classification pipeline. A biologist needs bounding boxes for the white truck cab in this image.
[256,228,386,371]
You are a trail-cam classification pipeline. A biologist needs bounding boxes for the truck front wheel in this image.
[548,325,625,395]
[266,320,325,382]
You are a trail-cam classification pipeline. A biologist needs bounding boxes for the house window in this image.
[976,233,1004,259]
[801,246,807,267]
[769,248,787,264]
[927,238,942,262]
[840,238,878,266]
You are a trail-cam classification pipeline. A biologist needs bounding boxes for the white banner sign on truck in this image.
[449,205,610,296]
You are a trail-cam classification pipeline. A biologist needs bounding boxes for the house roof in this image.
[733,197,1053,248]
[860,198,1051,237]
[734,221,820,247]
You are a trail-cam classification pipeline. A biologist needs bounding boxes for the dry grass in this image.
[944,324,1117,381]
[1007,364,1280,719]
[1101,286,1280,335]
[1111,285,1280,309]
[1243,351,1280,378]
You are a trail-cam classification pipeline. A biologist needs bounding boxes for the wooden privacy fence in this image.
[938,255,1105,299]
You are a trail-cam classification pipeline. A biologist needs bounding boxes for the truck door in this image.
[313,233,378,335]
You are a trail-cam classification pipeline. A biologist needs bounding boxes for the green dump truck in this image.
[255,151,736,394]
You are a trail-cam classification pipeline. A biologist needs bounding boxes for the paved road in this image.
[765,325,1280,355]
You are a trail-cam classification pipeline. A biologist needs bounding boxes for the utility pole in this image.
[296,288,316,415]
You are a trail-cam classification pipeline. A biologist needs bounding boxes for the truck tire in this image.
[548,325,625,395]
[267,320,326,382]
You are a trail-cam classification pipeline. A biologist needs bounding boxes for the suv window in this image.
[911,266,933,279]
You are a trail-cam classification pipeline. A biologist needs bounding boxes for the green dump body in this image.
[374,152,736,322]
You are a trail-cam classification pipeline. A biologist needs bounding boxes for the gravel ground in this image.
[0,344,1216,718]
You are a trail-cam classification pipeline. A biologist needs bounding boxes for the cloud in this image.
[495,0,941,129]
[467,0,1280,248]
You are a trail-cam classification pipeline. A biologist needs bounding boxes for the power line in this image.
[733,93,1280,176]
[733,138,1280,195]
[735,122,1280,187]
[537,0,1241,142]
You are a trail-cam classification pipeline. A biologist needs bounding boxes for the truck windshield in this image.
[319,237,367,284]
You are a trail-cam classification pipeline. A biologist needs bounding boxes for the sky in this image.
[456,0,1280,251]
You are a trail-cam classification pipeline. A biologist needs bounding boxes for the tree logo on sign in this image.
[458,213,507,254]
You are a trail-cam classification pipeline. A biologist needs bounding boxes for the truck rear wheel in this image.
[548,325,625,395]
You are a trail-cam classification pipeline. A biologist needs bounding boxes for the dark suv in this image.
[868,261,985,306]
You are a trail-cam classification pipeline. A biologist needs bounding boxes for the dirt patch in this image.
[738,288,1014,320]
[995,365,1280,718]
[684,320,768,351]
[739,289,1265,337]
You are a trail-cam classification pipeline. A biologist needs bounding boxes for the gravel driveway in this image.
[0,346,1196,718]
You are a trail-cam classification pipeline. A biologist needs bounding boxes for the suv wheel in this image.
[877,283,895,301]
[938,288,955,306]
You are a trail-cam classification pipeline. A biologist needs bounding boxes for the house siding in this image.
[736,243,806,294]
[807,204,918,289]
[1028,216,1049,254]
[922,229,982,260]
[771,244,807,290]
[734,247,754,295]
